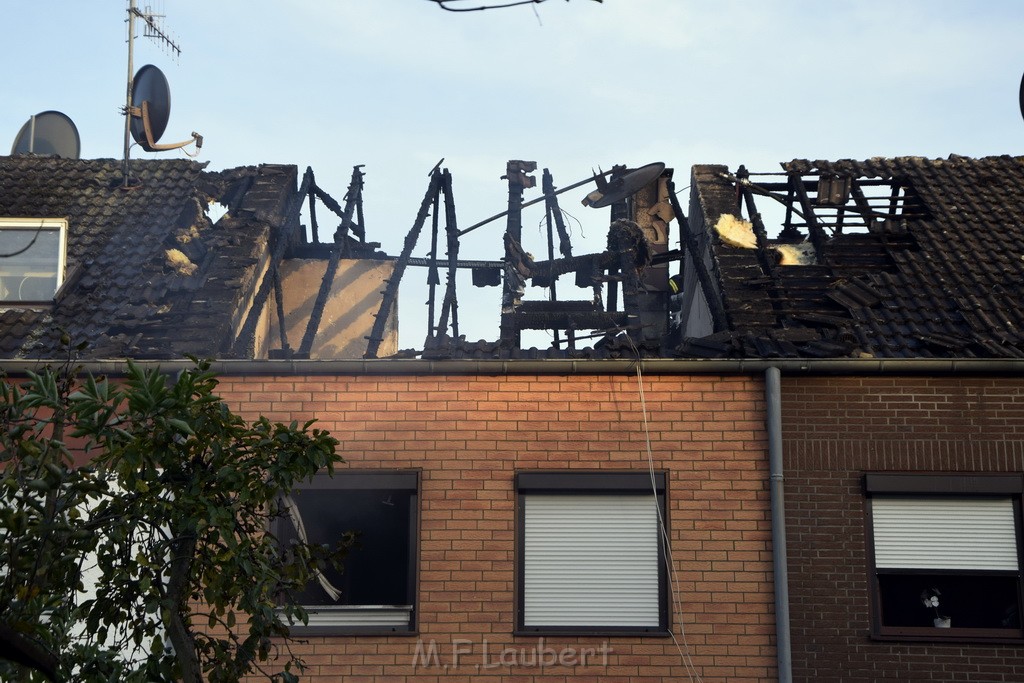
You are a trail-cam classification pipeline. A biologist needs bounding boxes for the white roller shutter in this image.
[523,494,660,626]
[872,497,1019,571]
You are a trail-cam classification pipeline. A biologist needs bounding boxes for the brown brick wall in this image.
[782,376,1024,683]
[217,372,775,682]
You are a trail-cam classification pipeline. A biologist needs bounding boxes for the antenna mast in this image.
[122,0,182,185]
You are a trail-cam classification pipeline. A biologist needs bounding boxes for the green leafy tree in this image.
[0,360,351,682]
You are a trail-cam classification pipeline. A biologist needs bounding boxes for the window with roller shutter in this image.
[515,471,669,635]
[864,473,1024,642]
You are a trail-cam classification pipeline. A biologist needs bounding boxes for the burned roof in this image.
[0,156,299,359]
[5,153,1023,363]
[677,155,1024,359]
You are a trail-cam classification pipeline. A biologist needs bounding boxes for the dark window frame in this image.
[864,472,1024,643]
[514,470,670,637]
[275,469,420,636]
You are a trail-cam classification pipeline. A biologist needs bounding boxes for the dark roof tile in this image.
[0,157,297,359]
[686,154,1024,358]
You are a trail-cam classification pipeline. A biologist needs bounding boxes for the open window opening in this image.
[865,473,1024,642]
[277,470,419,634]
[736,170,930,241]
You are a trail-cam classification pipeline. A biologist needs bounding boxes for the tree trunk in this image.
[164,535,202,683]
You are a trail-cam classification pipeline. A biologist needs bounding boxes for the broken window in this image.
[277,470,419,634]
[0,218,66,302]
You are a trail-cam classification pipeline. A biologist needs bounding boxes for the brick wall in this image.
[216,372,775,682]
[782,376,1024,683]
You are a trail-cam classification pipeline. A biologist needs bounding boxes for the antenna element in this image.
[122,1,198,186]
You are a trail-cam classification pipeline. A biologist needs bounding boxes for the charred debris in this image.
[284,159,689,360]
[284,157,968,361]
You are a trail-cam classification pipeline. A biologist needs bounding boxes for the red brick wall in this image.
[782,376,1024,683]
[216,372,775,682]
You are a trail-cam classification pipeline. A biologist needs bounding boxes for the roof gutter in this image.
[2,357,1024,377]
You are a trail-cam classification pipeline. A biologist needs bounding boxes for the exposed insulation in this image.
[774,242,817,266]
[176,225,201,244]
[714,214,757,249]
[165,248,198,276]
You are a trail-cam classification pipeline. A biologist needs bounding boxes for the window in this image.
[515,471,668,635]
[0,218,67,302]
[277,470,418,634]
[865,473,1024,641]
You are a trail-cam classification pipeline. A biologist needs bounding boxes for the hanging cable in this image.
[620,328,702,682]
[0,221,47,259]
[633,358,704,683]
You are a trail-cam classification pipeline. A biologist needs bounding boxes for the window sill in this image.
[514,627,671,638]
[871,626,1024,645]
[279,604,415,637]
[286,624,418,637]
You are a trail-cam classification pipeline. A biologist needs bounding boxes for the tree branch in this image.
[0,622,63,683]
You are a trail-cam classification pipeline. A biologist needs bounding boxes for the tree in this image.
[0,359,351,682]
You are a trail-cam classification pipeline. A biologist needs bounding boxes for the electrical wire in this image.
[0,221,48,259]
[558,206,585,239]
[633,359,704,683]
[612,329,704,681]
[429,0,546,11]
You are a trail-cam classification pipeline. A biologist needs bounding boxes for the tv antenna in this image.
[122,1,201,186]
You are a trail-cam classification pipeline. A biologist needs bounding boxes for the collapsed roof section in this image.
[677,155,1024,358]
[0,156,395,360]
[0,156,301,358]
[379,160,681,360]
[284,158,685,361]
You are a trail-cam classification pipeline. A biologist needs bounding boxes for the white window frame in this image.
[515,471,669,635]
[0,217,67,303]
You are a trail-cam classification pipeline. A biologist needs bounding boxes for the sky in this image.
[4,0,1024,350]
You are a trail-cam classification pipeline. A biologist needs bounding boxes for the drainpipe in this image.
[765,366,792,683]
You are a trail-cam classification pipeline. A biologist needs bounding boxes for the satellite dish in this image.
[128,64,201,153]
[10,111,81,158]
[130,64,171,151]
[581,162,666,208]
[1019,71,1024,124]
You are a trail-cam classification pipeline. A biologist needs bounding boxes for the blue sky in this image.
[4,1,1024,349]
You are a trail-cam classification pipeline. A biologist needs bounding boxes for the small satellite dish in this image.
[582,162,666,208]
[128,64,201,153]
[10,111,81,158]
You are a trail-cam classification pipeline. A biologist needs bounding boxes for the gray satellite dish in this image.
[128,64,201,152]
[10,111,81,158]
